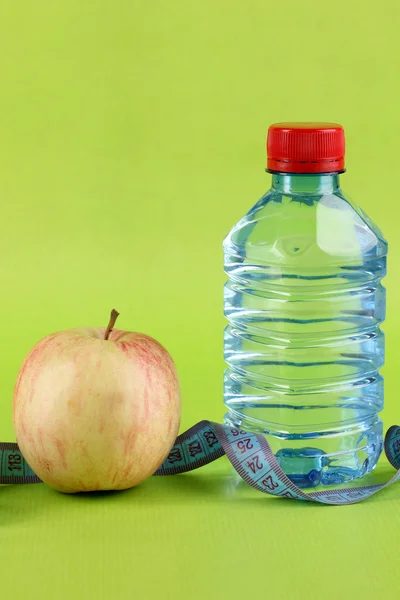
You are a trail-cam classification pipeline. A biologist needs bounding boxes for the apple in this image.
[13,310,181,493]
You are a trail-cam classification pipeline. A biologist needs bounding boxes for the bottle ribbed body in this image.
[223,175,387,487]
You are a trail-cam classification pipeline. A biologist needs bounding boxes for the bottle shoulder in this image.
[223,188,387,267]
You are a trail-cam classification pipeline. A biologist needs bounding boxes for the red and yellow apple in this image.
[13,310,181,493]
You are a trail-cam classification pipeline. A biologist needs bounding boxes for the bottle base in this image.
[224,412,383,489]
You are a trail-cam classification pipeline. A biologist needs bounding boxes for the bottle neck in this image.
[271,173,340,194]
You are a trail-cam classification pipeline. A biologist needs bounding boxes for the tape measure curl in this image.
[2,422,400,505]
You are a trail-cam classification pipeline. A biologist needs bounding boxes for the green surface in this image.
[0,1,400,598]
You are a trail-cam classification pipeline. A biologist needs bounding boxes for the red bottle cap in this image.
[267,122,345,174]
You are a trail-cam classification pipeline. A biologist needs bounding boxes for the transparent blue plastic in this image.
[223,173,387,487]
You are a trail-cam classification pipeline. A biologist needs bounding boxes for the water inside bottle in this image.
[223,175,387,487]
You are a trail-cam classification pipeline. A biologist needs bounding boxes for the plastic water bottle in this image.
[223,123,387,487]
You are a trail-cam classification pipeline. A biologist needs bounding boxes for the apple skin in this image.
[13,327,181,493]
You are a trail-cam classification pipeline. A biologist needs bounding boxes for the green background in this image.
[1,1,399,598]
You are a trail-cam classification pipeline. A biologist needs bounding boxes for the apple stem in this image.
[104,309,120,340]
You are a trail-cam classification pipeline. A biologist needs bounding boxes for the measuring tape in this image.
[2,421,400,505]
